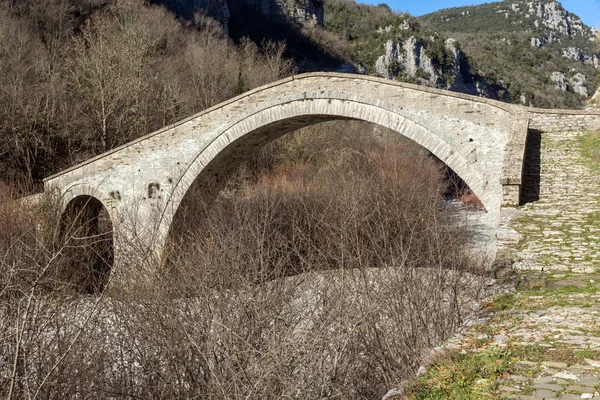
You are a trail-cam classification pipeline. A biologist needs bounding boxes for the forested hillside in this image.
[2,0,598,190]
[420,0,599,108]
[322,0,599,109]
[0,0,293,189]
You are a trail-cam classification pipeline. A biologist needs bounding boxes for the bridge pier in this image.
[500,113,530,207]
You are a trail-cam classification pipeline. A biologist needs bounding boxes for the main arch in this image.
[44,73,528,279]
[158,96,499,238]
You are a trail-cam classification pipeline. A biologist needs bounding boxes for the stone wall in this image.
[528,110,600,132]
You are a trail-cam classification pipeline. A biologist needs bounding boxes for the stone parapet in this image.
[528,110,600,132]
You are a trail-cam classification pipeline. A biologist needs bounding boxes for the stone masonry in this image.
[504,129,600,272]
[44,72,525,278]
[529,111,600,133]
[41,72,600,281]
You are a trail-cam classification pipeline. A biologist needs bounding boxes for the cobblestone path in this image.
[412,130,600,399]
[443,283,600,399]
[512,130,600,273]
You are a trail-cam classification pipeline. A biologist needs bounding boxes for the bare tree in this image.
[65,0,183,152]
[238,38,296,92]
[0,7,55,186]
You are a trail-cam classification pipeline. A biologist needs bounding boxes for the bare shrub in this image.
[0,0,296,187]
[0,6,54,185]
[0,184,57,297]
[238,38,297,91]
[300,23,350,61]
[175,17,241,110]
[0,126,484,398]
[0,181,119,398]
[0,188,111,295]
[64,0,185,152]
[158,120,485,397]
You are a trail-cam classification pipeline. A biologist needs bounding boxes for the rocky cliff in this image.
[157,0,323,34]
[163,0,598,109]
[374,33,504,99]
[324,0,597,108]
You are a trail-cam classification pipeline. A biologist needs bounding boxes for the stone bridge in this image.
[42,72,600,279]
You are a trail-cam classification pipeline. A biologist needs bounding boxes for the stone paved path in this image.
[414,130,600,399]
[440,284,600,399]
[509,130,600,273]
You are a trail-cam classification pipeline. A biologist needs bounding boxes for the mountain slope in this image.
[321,0,598,109]
[324,0,510,100]
[154,0,598,108]
[418,0,599,108]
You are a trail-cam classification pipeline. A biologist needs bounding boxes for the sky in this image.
[358,0,600,28]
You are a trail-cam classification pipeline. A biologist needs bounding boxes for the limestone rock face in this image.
[550,71,588,96]
[374,37,440,85]
[522,1,598,67]
[206,0,231,33]
[230,0,323,26]
[550,71,568,91]
[162,0,323,33]
[527,0,585,36]
[416,0,598,105]
[445,39,499,98]
[287,0,324,27]
[569,72,588,96]
[529,32,559,48]
[562,47,583,61]
[375,40,400,79]
[375,36,499,98]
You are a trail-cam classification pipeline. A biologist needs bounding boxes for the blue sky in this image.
[358,0,600,28]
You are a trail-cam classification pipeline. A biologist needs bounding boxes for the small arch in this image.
[58,195,114,293]
[148,182,160,199]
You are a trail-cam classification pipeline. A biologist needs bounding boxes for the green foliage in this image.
[418,0,599,109]
[324,0,456,80]
[324,0,426,72]
[415,68,430,80]
[575,349,600,359]
[422,35,452,72]
[324,0,400,41]
[580,130,600,169]
[419,0,590,41]
[387,57,403,77]
[406,348,513,399]
[323,0,598,109]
